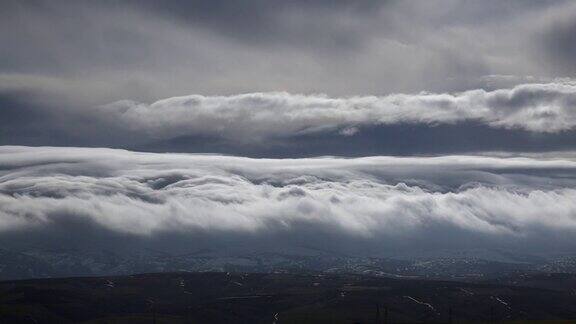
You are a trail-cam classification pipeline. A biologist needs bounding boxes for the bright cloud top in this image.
[100,82,576,142]
[1,146,576,254]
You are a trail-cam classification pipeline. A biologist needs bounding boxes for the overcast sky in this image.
[2,0,576,99]
[2,1,576,257]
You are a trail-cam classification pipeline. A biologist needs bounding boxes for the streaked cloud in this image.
[100,82,576,144]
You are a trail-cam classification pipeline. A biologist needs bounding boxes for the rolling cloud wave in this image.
[2,146,576,254]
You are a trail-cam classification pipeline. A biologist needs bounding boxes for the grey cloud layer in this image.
[100,82,576,142]
[2,146,576,253]
[1,0,576,102]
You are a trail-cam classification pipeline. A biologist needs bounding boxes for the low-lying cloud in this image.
[2,146,576,255]
[99,82,576,143]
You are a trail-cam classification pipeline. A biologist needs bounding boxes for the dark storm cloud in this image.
[2,146,576,255]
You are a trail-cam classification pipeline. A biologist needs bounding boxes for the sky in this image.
[1,0,576,257]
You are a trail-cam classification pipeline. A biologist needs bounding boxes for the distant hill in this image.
[1,246,576,282]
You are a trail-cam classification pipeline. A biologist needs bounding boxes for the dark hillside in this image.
[1,272,575,323]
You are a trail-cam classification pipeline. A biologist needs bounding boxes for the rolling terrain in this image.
[1,247,576,282]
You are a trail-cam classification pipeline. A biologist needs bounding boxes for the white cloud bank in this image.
[1,146,576,254]
[99,82,576,142]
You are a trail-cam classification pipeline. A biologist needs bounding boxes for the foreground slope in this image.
[1,272,575,323]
